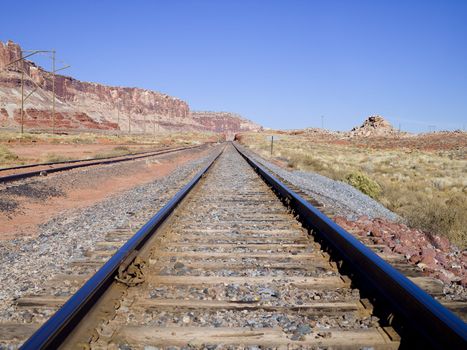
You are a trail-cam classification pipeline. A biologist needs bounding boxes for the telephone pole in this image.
[128,114,131,134]
[5,49,69,134]
[4,49,52,134]
[116,101,121,135]
[52,50,55,134]
[20,70,24,134]
[51,53,70,134]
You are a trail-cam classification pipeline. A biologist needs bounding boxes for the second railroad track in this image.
[0,144,207,183]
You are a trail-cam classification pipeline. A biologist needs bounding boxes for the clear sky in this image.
[1,0,466,132]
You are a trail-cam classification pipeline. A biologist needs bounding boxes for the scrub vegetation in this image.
[239,132,467,248]
[0,145,18,162]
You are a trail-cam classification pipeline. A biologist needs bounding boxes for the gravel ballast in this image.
[239,145,400,221]
[0,148,218,321]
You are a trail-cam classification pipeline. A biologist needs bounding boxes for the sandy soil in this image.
[0,146,213,240]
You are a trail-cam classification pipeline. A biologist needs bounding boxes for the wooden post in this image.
[20,70,24,134]
[52,50,56,134]
[270,135,274,156]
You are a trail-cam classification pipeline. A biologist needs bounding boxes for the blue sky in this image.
[1,0,466,131]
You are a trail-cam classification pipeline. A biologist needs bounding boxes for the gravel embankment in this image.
[0,149,218,320]
[239,145,400,221]
[0,147,209,217]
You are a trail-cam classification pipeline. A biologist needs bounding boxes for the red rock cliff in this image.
[0,40,262,133]
[1,41,190,132]
[191,111,262,133]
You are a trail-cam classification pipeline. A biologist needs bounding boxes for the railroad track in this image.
[0,144,207,183]
[3,143,466,349]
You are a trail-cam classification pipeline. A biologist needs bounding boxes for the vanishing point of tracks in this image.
[9,144,467,348]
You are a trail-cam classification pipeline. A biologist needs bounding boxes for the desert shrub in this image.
[16,133,38,142]
[45,153,73,162]
[405,194,467,248]
[113,146,131,153]
[322,167,347,182]
[283,152,327,172]
[71,137,94,144]
[0,145,19,162]
[94,146,132,159]
[345,171,381,199]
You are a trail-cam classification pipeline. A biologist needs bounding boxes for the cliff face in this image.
[191,111,262,133]
[0,40,261,133]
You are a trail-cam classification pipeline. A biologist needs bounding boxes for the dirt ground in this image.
[2,143,154,161]
[0,130,222,167]
[0,146,213,240]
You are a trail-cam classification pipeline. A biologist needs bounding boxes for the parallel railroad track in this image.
[3,143,466,349]
[0,144,207,183]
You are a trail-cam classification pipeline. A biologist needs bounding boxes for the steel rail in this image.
[234,143,467,349]
[0,145,197,172]
[20,147,223,350]
[0,144,205,183]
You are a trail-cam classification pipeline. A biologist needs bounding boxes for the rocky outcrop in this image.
[0,40,262,133]
[191,111,262,133]
[349,115,397,137]
[0,41,25,71]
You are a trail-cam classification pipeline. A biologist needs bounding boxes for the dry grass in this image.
[0,130,221,146]
[0,145,19,164]
[44,153,74,163]
[240,132,467,248]
[94,146,133,159]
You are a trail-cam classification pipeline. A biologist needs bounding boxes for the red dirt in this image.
[0,148,211,240]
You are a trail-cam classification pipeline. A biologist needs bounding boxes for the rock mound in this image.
[350,115,397,137]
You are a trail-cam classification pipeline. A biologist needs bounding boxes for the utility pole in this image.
[51,54,70,134]
[4,49,53,135]
[128,114,131,134]
[270,135,274,156]
[116,102,120,135]
[52,50,55,134]
[20,70,24,134]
